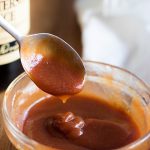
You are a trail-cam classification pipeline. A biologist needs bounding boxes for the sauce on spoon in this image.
[20,33,85,96]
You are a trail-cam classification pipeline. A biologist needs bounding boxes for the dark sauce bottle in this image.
[0,59,23,90]
[0,0,30,90]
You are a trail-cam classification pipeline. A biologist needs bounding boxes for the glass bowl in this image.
[2,61,150,150]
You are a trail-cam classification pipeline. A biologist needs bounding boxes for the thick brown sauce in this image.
[23,95,140,150]
[29,56,84,95]
[21,35,85,96]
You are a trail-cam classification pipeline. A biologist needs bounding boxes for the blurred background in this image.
[30,0,150,85]
[30,0,82,55]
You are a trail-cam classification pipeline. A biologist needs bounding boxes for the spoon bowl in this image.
[20,33,85,95]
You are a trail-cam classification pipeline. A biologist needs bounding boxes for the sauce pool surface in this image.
[23,95,140,150]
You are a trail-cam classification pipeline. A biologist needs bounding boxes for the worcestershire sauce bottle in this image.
[0,0,30,90]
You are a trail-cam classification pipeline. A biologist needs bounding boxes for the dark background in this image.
[30,0,82,55]
[0,0,82,90]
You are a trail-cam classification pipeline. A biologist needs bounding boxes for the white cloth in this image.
[75,0,150,84]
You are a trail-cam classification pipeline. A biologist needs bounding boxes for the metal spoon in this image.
[0,16,85,96]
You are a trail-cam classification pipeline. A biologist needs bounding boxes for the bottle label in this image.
[0,40,19,65]
[0,0,30,65]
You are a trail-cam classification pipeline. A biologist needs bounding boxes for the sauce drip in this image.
[48,112,85,139]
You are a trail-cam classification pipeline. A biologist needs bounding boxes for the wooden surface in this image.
[0,0,82,149]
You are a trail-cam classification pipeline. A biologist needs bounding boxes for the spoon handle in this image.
[0,16,22,43]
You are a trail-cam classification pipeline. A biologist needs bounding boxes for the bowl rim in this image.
[2,60,150,149]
